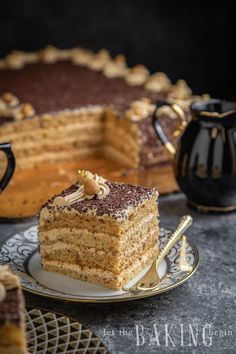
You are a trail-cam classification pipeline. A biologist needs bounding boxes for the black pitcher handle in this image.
[0,142,15,192]
[152,101,186,158]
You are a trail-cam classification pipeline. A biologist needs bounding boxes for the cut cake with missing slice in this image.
[39,170,159,289]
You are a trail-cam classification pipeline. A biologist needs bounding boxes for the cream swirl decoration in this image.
[145,72,171,92]
[168,79,192,100]
[125,65,150,86]
[103,54,127,78]
[125,98,155,121]
[0,92,35,121]
[38,46,60,63]
[87,49,111,71]
[0,265,19,302]
[53,170,110,206]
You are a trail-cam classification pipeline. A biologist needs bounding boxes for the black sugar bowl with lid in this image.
[152,99,236,213]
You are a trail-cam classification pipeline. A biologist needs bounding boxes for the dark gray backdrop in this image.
[0,0,235,98]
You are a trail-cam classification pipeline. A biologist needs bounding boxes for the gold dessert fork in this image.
[179,235,193,272]
[123,215,193,292]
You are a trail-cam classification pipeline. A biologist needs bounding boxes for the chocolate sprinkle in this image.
[0,61,164,117]
[44,182,158,221]
[0,59,185,167]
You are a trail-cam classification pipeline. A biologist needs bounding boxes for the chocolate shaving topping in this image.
[0,61,164,120]
[43,182,158,221]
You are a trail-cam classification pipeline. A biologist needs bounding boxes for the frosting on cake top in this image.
[41,180,158,222]
[0,46,195,119]
[52,170,110,206]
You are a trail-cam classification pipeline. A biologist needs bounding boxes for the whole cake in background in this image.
[0,265,27,354]
[39,170,159,289]
[0,46,208,171]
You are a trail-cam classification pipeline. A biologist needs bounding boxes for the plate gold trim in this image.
[0,226,199,303]
[21,237,199,303]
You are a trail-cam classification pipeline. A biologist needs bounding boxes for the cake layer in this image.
[0,113,104,138]
[13,137,103,158]
[39,196,158,276]
[0,106,143,169]
[103,146,138,168]
[42,244,158,289]
[13,147,102,169]
[39,213,157,252]
[41,238,157,274]
[40,217,158,273]
[0,107,110,169]
[105,112,140,146]
[2,125,104,149]
[40,191,158,231]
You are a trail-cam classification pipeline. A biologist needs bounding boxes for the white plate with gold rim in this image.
[0,225,199,303]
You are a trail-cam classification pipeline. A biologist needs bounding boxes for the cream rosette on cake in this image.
[53,170,110,206]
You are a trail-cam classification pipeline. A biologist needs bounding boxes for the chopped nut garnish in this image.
[125,98,155,121]
[14,103,35,121]
[156,106,179,120]
[125,65,150,86]
[5,51,25,69]
[77,172,87,185]
[168,79,192,100]
[84,178,100,195]
[52,170,110,206]
[38,46,59,63]
[4,51,38,69]
[20,103,35,117]
[2,92,19,107]
[0,93,36,121]
[103,57,127,78]
[145,72,171,92]
[87,49,111,71]
[71,48,92,65]
[114,54,126,65]
[97,49,110,61]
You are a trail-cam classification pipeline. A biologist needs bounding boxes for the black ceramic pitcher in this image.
[152,99,236,213]
[0,142,15,192]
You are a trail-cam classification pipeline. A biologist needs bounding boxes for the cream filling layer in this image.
[1,121,104,143]
[0,107,143,170]
[103,146,138,167]
[42,244,157,284]
[40,229,156,257]
[105,123,139,149]
[13,135,104,154]
[40,213,157,242]
[16,146,101,166]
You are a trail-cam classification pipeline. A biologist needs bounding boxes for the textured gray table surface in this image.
[0,193,235,354]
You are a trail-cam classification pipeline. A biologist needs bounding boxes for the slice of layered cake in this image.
[39,170,159,289]
[0,265,27,354]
